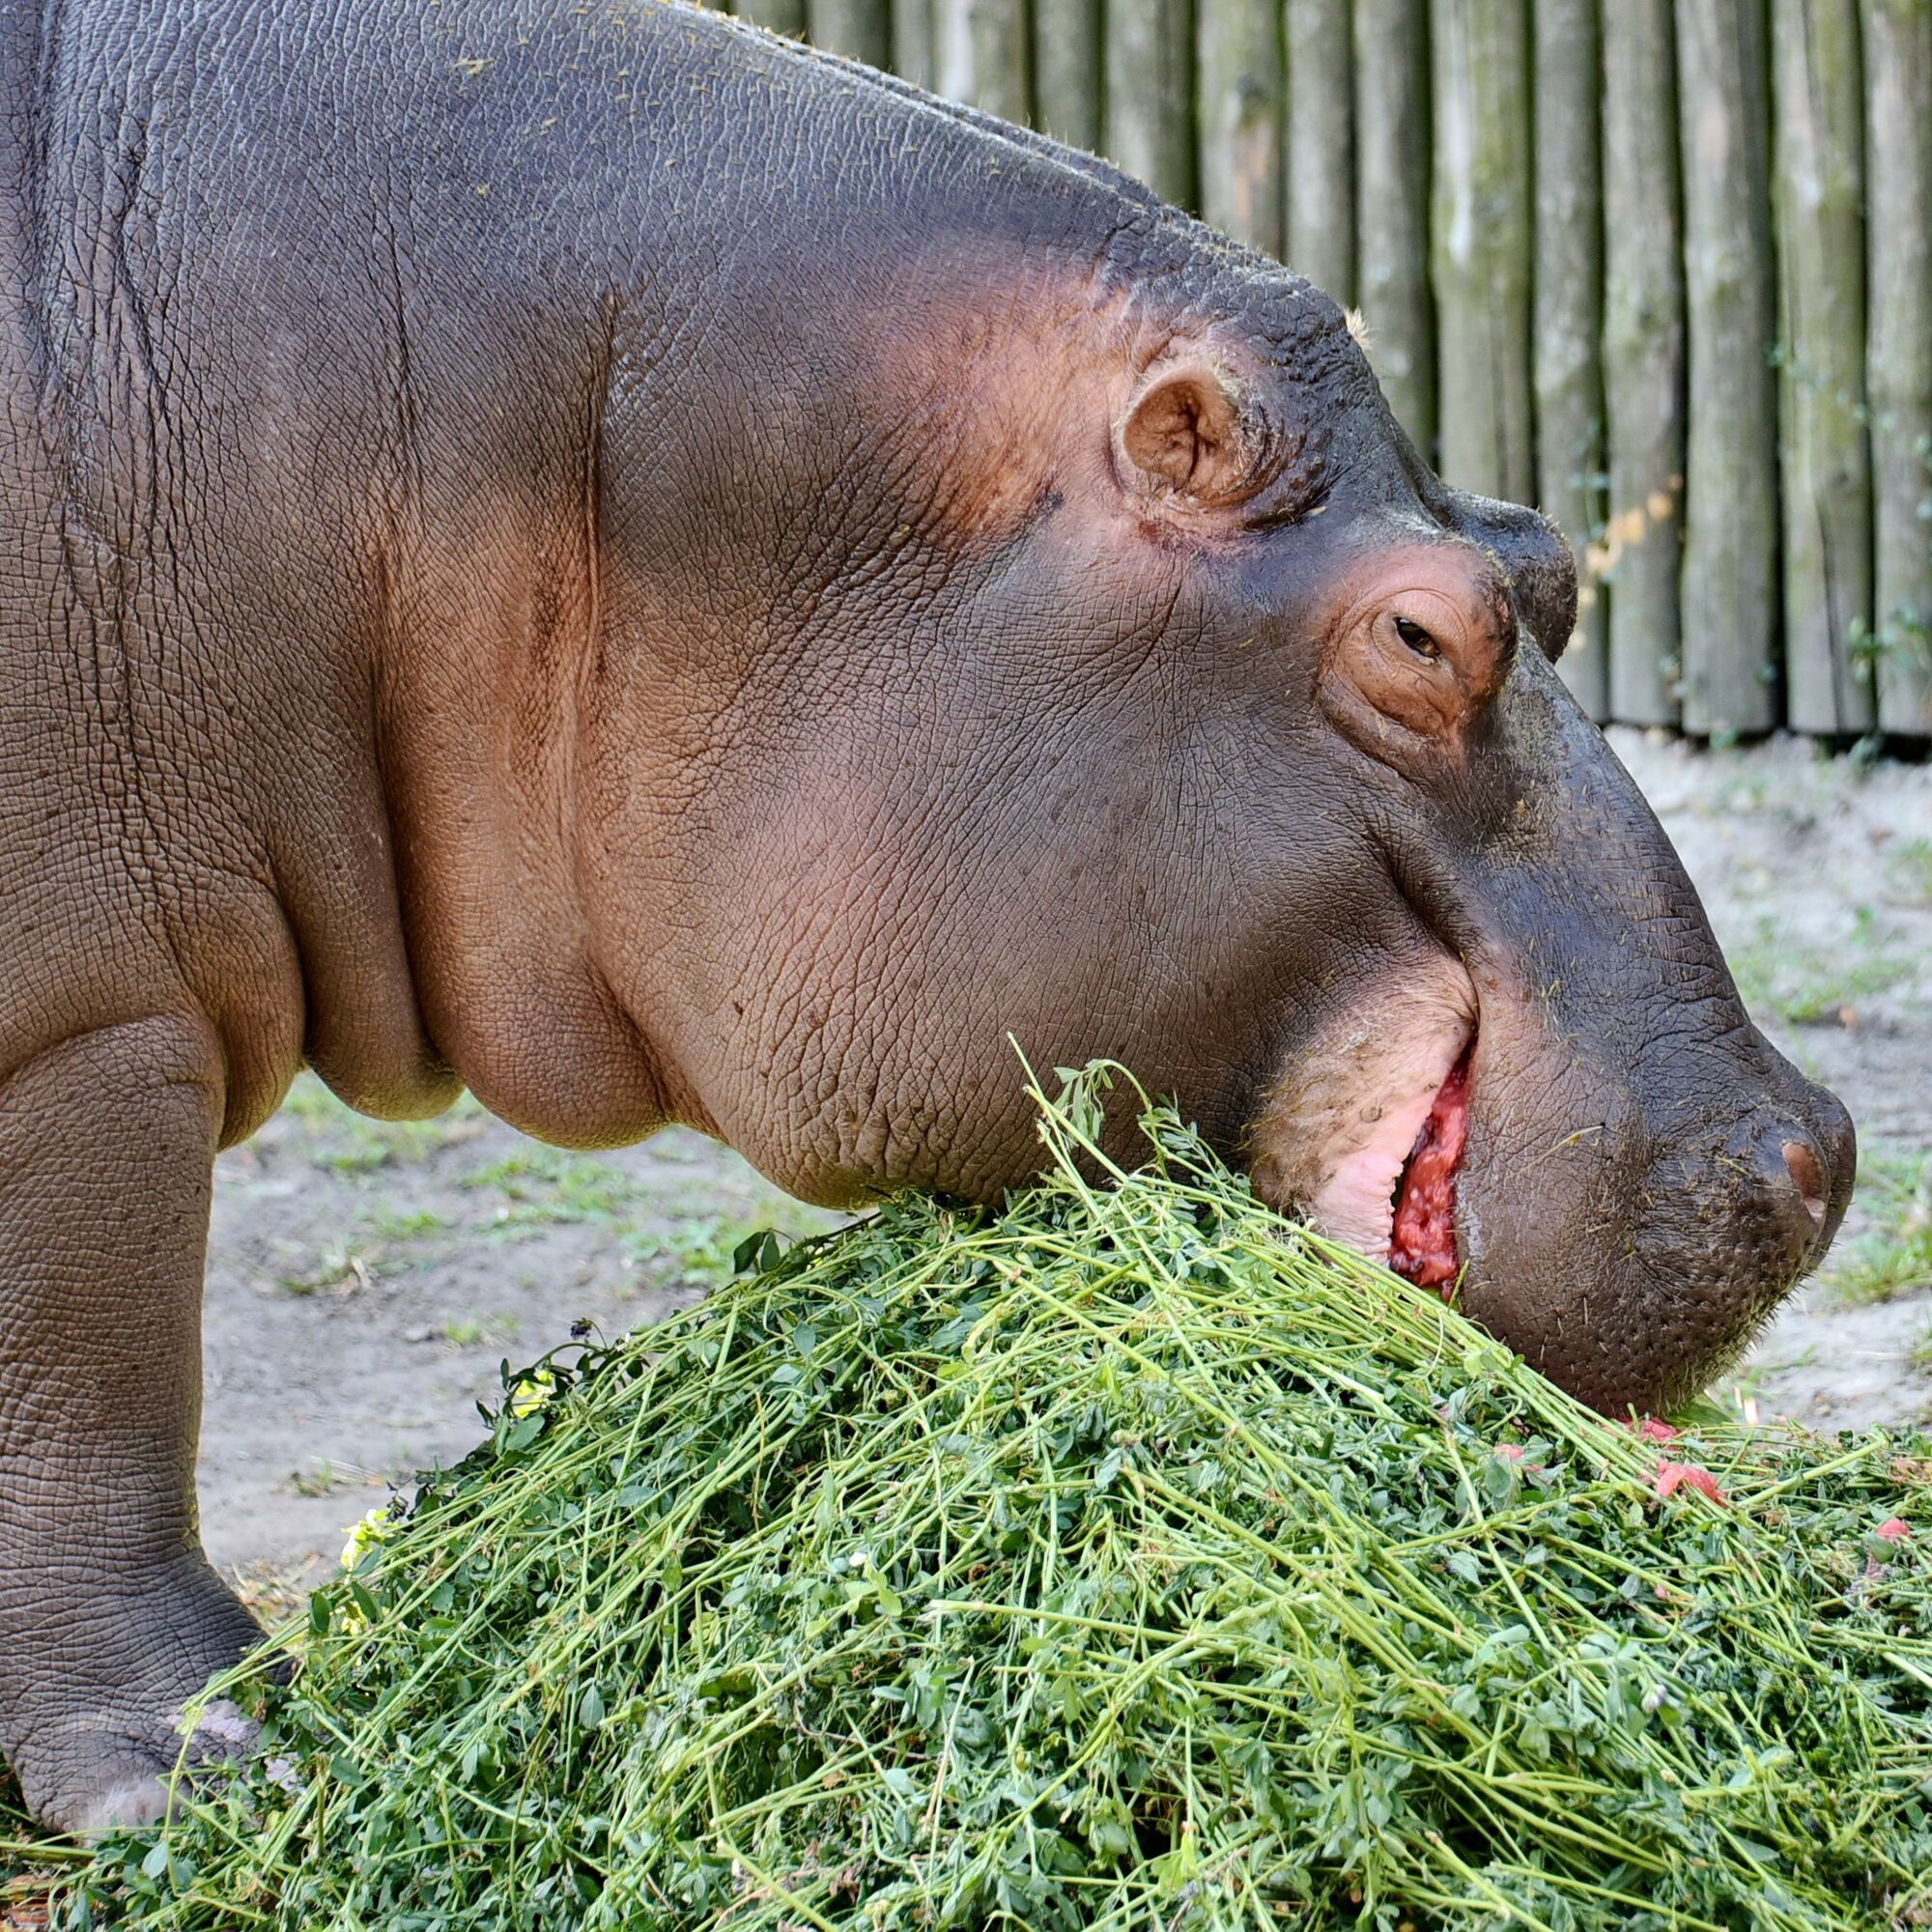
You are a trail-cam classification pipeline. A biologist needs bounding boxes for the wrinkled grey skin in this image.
[0,0,1849,1833]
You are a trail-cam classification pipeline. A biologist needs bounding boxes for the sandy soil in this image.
[194,730,1932,1607]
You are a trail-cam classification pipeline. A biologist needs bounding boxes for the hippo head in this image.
[574,178,1851,1421]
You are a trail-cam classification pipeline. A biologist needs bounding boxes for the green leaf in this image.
[499,1412,545,1455]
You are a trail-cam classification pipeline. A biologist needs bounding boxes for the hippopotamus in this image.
[0,0,1852,1834]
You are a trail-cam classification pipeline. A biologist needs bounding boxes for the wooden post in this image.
[1773,0,1874,734]
[1353,0,1433,454]
[895,0,937,91]
[1105,0,1197,204]
[1285,0,1354,302]
[1036,0,1104,149]
[935,0,1034,122]
[1430,0,1533,502]
[735,0,809,37]
[1601,0,1685,726]
[808,0,893,67]
[1532,0,1606,718]
[1197,0,1284,253]
[1675,1,1778,736]
[1865,0,1932,737]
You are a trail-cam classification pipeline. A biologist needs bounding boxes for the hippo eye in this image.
[1394,614,1441,662]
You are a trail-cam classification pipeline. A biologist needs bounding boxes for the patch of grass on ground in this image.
[1886,836,1932,909]
[439,1312,524,1350]
[225,1562,316,1627]
[281,1461,382,1500]
[1911,1323,1932,1377]
[358,1205,452,1244]
[275,1075,486,1173]
[1822,1140,1932,1306]
[272,1238,387,1297]
[463,1147,658,1231]
[619,1213,790,1289]
[459,1143,844,1281]
[1729,910,1919,1027]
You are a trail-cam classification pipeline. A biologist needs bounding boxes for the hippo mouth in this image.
[1385,1045,1473,1292]
[1245,955,1479,1285]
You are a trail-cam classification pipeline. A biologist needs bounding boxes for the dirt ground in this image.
[194,729,1932,1610]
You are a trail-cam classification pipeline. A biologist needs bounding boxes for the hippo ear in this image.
[1116,361,1264,510]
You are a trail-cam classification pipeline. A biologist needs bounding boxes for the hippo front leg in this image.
[0,1017,262,1833]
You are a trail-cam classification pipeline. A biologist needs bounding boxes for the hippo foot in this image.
[15,1692,263,1838]
[40,1699,261,1837]
[1,1564,265,1836]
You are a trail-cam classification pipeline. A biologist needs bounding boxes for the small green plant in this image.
[272,1242,378,1297]
[360,1205,450,1243]
[464,1147,651,1232]
[1824,1140,1932,1306]
[1908,1323,1932,1378]
[275,1074,486,1171]
[441,1312,522,1349]
[1887,837,1932,909]
[621,1213,791,1288]
[283,1461,362,1499]
[1728,913,1918,1027]
[1824,1144,1932,1314]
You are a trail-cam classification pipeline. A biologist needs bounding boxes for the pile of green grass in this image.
[55,1070,1932,1930]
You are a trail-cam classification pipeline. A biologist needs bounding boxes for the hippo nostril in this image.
[1781,1138,1828,1229]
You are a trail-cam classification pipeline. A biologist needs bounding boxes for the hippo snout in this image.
[1742,1075,1859,1273]
[1246,578,1861,1421]
[1444,1044,1859,1419]
[1767,1089,1857,1258]
[1673,1069,1858,1300]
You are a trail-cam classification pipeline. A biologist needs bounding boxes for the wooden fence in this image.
[714,0,1932,741]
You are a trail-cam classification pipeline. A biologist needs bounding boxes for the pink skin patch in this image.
[1388,1049,1472,1292]
[1297,1043,1457,1258]
[1246,952,1477,1273]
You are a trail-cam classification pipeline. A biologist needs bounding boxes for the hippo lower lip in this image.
[1387,1043,1473,1293]
[1247,954,1478,1264]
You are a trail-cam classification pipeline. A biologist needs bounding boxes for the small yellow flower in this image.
[340,1503,392,1576]
[508,1370,557,1419]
